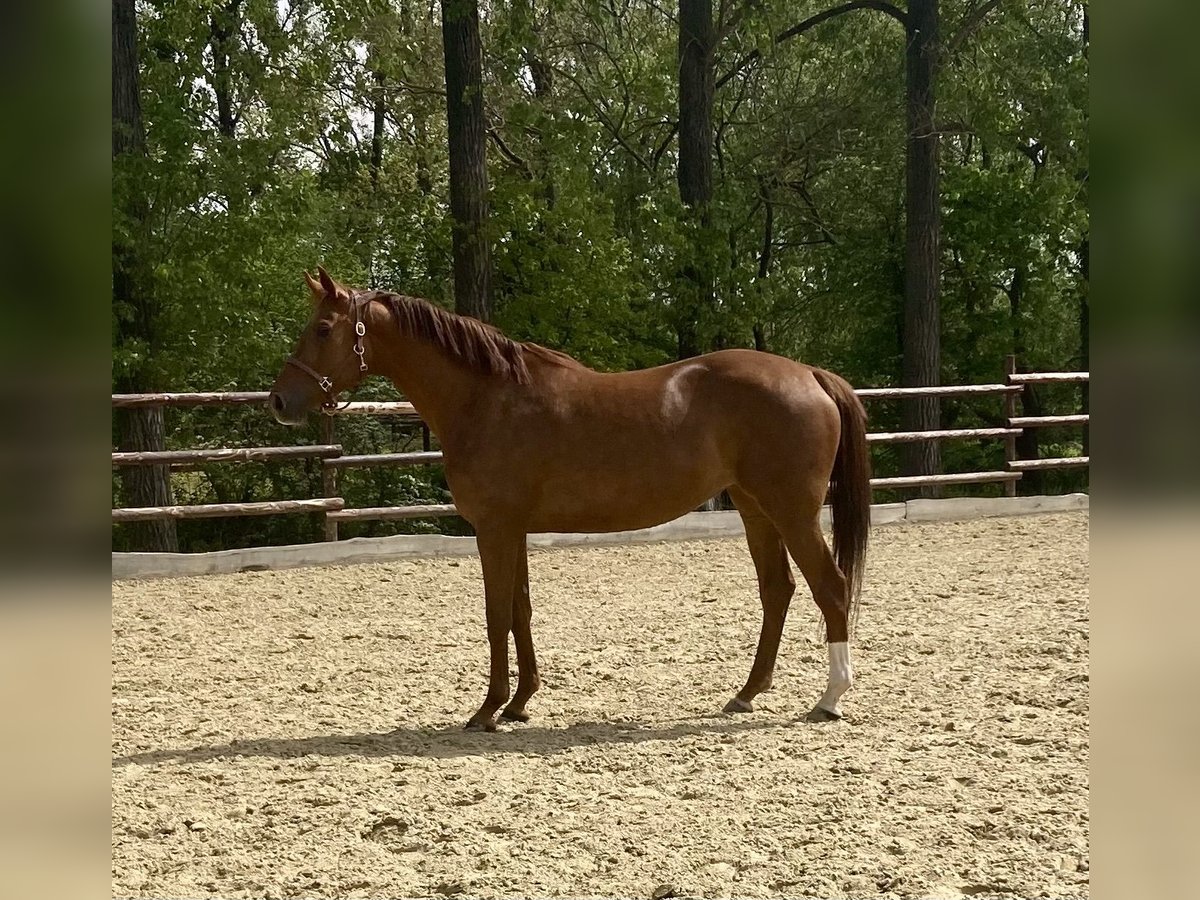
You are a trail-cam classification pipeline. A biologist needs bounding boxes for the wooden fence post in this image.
[1003,354,1019,498]
[320,415,339,541]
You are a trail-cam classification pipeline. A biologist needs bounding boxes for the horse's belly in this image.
[527,465,729,534]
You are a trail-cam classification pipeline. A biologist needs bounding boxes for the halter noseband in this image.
[284,293,370,412]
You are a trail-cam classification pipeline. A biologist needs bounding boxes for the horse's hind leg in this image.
[723,486,796,713]
[771,514,854,721]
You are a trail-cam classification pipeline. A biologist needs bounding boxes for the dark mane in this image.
[372,292,587,384]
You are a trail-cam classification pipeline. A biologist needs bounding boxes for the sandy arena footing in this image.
[112,511,1089,899]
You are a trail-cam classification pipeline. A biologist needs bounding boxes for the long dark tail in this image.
[812,368,872,631]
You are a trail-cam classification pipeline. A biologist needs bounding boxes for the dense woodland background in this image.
[112,0,1088,552]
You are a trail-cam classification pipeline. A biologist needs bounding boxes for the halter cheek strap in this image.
[284,356,333,395]
[284,294,370,412]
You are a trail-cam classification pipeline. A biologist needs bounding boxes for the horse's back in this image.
[522,347,840,449]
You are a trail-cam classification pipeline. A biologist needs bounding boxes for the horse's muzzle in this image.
[267,391,307,426]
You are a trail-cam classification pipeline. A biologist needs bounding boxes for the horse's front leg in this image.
[501,540,541,722]
[465,527,522,731]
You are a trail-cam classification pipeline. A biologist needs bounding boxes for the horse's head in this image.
[268,266,369,425]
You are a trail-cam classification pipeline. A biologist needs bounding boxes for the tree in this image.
[675,0,716,358]
[441,0,493,321]
[722,0,942,489]
[111,0,1088,551]
[901,0,942,493]
[112,0,177,551]
[717,0,1003,492]
[1078,4,1089,457]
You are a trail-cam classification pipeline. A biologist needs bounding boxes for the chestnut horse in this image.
[269,267,871,730]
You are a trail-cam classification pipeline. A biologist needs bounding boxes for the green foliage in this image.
[113,0,1088,549]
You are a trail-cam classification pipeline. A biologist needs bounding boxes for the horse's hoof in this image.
[723,697,754,714]
[805,705,843,723]
[500,707,530,723]
[464,717,497,732]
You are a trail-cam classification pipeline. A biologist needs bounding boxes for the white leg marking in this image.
[816,641,854,715]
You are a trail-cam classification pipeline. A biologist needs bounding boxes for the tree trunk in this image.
[1079,234,1089,456]
[900,0,942,496]
[412,0,434,197]
[1078,8,1089,458]
[757,182,774,283]
[524,3,557,211]
[209,1,239,139]
[112,1,144,158]
[117,407,179,551]
[361,59,387,279]
[676,0,716,359]
[677,0,714,210]
[415,113,440,296]
[415,115,433,196]
[113,0,178,551]
[440,0,493,322]
[752,177,774,352]
[1008,267,1043,493]
[208,0,247,218]
[370,69,386,192]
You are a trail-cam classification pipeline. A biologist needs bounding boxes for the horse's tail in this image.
[812,368,872,631]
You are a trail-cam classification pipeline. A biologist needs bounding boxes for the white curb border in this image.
[112,493,1088,581]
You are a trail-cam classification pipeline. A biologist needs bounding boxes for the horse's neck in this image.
[374,332,490,442]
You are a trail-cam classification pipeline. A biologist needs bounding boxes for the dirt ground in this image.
[112,511,1089,900]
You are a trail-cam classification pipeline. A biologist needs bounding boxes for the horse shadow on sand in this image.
[112,715,801,768]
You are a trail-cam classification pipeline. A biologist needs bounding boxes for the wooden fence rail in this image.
[112,366,1089,534]
[112,391,271,408]
[327,504,459,522]
[112,445,342,467]
[112,497,344,523]
[1008,456,1090,471]
[110,392,422,416]
[855,384,1023,399]
[866,427,1020,444]
[869,471,1021,489]
[1007,372,1089,384]
[325,451,445,469]
[1008,414,1089,428]
[334,401,421,417]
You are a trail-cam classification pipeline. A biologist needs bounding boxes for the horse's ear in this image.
[303,271,322,303]
[316,265,350,306]
[317,265,338,295]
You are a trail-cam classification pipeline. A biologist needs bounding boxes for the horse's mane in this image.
[371,291,588,384]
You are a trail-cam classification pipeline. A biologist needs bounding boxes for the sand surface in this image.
[112,512,1089,899]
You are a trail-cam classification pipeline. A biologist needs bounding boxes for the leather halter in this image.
[284,293,369,412]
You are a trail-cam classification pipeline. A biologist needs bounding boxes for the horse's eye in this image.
[316,322,332,338]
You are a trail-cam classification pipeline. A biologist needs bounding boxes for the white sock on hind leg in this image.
[817,641,854,715]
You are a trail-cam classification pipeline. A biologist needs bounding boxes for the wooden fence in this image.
[112,360,1088,540]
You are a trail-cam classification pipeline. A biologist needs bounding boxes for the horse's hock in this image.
[112,511,1089,899]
